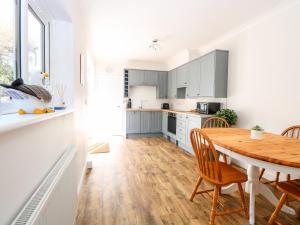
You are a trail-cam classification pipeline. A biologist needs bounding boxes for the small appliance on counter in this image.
[161,103,170,109]
[197,102,220,114]
[126,98,132,109]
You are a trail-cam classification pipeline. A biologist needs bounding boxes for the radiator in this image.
[11,146,77,225]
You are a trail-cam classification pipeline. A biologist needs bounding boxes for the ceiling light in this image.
[149,39,162,51]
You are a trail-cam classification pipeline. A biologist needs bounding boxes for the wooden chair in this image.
[189,128,249,225]
[259,125,300,183]
[202,117,230,164]
[268,179,300,224]
[202,117,230,129]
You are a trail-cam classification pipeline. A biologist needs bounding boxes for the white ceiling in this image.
[82,0,288,63]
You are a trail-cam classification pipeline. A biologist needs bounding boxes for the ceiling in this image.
[82,0,289,63]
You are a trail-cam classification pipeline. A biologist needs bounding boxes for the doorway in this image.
[88,75,124,143]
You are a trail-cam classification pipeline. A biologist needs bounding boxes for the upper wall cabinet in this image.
[186,59,201,98]
[186,50,228,98]
[199,50,228,98]
[144,70,158,86]
[176,64,189,88]
[168,69,177,98]
[128,70,145,86]
[126,49,228,99]
[157,71,168,99]
[127,69,168,99]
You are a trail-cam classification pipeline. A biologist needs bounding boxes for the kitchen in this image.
[2,1,300,225]
[125,50,228,155]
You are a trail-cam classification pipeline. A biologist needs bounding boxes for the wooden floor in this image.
[76,137,299,225]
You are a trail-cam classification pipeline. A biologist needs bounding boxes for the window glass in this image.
[28,7,45,77]
[0,0,17,85]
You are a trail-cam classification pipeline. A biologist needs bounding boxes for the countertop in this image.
[126,108,212,118]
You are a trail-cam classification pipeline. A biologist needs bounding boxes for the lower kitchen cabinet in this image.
[162,112,168,134]
[176,114,209,154]
[126,111,162,136]
[140,112,152,133]
[126,111,141,134]
[151,112,162,133]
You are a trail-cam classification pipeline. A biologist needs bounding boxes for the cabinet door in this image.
[185,116,203,154]
[150,112,162,133]
[186,59,201,98]
[162,112,168,134]
[176,64,188,88]
[144,71,158,86]
[128,70,144,86]
[157,72,168,98]
[199,52,215,97]
[126,112,141,134]
[168,69,177,98]
[140,112,152,133]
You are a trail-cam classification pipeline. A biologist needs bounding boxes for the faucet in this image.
[139,100,147,109]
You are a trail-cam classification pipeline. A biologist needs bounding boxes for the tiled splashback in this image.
[129,86,227,111]
[168,98,227,111]
[129,86,168,109]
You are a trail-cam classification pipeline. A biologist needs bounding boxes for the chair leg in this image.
[237,183,249,219]
[222,154,228,164]
[259,168,265,181]
[190,176,203,201]
[275,172,280,185]
[209,185,219,225]
[268,193,288,225]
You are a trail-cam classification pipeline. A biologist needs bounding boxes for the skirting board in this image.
[126,133,163,139]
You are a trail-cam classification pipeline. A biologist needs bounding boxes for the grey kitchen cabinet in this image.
[144,71,158,86]
[162,112,168,134]
[157,72,168,99]
[199,50,228,97]
[186,59,201,98]
[126,111,141,134]
[168,69,177,98]
[128,69,144,86]
[150,112,162,133]
[140,112,152,133]
[176,114,187,145]
[127,111,162,136]
[176,64,189,88]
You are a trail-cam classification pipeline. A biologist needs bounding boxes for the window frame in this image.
[27,4,46,73]
[0,0,51,114]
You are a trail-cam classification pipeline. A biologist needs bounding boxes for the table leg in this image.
[245,164,296,224]
[245,164,259,225]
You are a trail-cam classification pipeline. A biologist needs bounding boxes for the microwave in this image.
[197,102,220,114]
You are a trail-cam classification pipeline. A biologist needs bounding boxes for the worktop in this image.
[126,108,212,118]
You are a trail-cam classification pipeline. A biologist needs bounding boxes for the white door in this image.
[88,75,123,140]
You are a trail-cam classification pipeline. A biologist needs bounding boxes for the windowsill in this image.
[0,109,75,135]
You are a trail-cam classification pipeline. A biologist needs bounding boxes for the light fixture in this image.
[149,39,162,51]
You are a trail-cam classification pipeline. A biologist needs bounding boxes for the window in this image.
[28,6,45,77]
[0,0,18,85]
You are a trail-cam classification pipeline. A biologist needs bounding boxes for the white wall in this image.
[50,21,75,108]
[0,114,75,225]
[196,1,300,133]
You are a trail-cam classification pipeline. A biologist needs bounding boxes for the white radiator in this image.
[11,146,77,225]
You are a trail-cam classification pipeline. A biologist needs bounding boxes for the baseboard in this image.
[77,155,88,196]
[126,133,163,139]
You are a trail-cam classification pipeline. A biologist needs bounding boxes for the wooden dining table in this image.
[201,128,300,225]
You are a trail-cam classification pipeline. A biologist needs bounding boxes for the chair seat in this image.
[215,163,248,185]
[277,179,300,201]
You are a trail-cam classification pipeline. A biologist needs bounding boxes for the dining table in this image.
[201,128,300,225]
